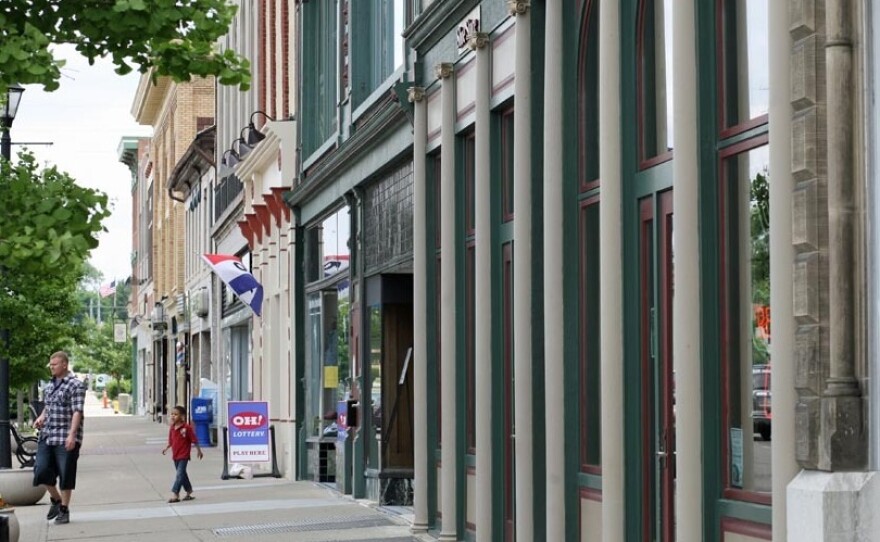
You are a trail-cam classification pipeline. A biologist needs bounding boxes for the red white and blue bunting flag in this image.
[201,254,263,317]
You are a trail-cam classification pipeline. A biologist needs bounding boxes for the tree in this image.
[69,317,131,383]
[0,0,250,94]
[0,152,110,390]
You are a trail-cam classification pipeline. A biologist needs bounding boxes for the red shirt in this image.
[167,422,199,460]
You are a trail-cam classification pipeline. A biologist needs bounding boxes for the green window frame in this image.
[301,0,338,160]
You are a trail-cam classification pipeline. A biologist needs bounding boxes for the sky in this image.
[11,46,151,286]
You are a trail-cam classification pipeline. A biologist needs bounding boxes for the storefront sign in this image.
[227,401,270,463]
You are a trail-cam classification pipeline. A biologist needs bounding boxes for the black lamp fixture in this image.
[244,110,275,147]
[1,84,24,160]
[231,137,252,161]
[221,148,240,169]
[234,129,254,159]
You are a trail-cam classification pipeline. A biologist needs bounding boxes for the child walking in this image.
[162,405,203,503]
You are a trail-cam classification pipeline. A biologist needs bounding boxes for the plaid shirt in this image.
[41,373,85,445]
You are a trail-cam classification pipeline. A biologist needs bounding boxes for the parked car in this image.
[752,364,771,441]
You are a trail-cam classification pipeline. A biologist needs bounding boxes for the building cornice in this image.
[404,0,481,53]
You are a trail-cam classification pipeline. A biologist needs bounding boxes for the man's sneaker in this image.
[46,499,61,520]
[54,506,69,524]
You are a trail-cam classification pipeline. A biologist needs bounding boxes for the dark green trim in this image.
[464,454,477,468]
[293,211,308,480]
[695,1,723,540]
[490,108,506,538]
[620,1,643,540]
[529,6,547,539]
[717,499,773,525]
[426,153,441,528]
[454,129,468,540]
[577,472,603,491]
[562,0,583,540]
[632,160,673,198]
[717,123,770,151]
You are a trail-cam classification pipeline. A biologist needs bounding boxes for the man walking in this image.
[32,351,85,524]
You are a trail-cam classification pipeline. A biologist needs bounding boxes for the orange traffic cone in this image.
[102,390,109,409]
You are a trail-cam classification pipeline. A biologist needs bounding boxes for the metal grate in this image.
[212,515,394,537]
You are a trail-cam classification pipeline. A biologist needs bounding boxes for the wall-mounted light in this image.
[221,148,240,169]
[232,136,253,160]
[244,110,275,146]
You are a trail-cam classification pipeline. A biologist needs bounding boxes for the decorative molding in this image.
[507,0,530,16]
[435,62,454,79]
[467,32,489,51]
[408,86,426,103]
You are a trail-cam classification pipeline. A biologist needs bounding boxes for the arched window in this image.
[578,0,601,474]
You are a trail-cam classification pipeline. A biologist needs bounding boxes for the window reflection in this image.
[721,0,769,128]
[306,205,351,283]
[639,0,674,161]
[722,144,771,496]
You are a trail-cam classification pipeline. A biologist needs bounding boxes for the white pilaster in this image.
[470,31,493,542]
[671,0,702,540]
[543,0,565,540]
[408,85,430,534]
[511,2,534,539]
[769,0,796,538]
[598,0,624,540]
[437,62,459,542]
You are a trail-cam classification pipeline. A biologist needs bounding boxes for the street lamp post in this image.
[0,83,25,469]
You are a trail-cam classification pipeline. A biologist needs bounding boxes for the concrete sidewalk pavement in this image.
[15,391,422,542]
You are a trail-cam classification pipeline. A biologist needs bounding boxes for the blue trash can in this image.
[191,397,214,447]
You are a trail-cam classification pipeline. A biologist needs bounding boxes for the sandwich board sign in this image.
[227,401,270,463]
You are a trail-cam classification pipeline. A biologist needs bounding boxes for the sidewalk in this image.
[15,391,422,542]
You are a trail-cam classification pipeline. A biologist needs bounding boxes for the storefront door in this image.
[638,189,675,541]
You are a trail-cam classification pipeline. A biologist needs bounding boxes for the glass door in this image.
[639,189,675,541]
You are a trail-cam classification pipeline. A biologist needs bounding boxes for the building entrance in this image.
[638,189,675,541]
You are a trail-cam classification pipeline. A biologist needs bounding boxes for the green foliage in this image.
[0,0,250,94]
[0,152,110,390]
[68,317,131,384]
[750,170,770,306]
[105,377,131,401]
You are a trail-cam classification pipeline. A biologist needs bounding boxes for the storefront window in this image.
[719,0,769,131]
[306,206,351,283]
[639,0,674,164]
[721,141,771,499]
[366,305,383,468]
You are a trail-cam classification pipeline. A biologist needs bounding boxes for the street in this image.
[14,392,419,542]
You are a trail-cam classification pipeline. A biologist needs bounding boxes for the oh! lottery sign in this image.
[227,401,270,463]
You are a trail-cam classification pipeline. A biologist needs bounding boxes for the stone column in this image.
[670,0,702,540]
[823,0,864,469]
[768,1,797,539]
[408,85,430,534]
[598,0,624,540]
[468,30,494,542]
[542,0,565,540]
[436,62,459,542]
[509,1,534,540]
